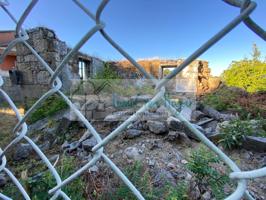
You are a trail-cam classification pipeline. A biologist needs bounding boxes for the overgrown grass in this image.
[0,156,86,200]
[71,62,155,97]
[187,146,231,200]
[101,161,188,200]
[29,156,85,200]
[26,95,68,124]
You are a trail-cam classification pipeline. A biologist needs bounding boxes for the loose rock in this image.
[147,120,168,134]
[154,169,176,187]
[104,110,133,122]
[242,136,266,152]
[124,146,142,161]
[202,105,237,121]
[82,137,98,152]
[202,191,211,200]
[67,141,80,152]
[0,174,7,188]
[124,129,142,139]
[191,110,206,121]
[166,131,179,141]
[13,144,32,161]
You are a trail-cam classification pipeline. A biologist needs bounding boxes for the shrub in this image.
[201,85,266,119]
[222,44,266,93]
[201,86,239,111]
[219,119,266,150]
[95,62,121,80]
[218,119,253,149]
[187,146,230,200]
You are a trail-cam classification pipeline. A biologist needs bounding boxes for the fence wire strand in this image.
[0,0,265,199]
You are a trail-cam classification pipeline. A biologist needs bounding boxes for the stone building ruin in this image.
[0,26,221,104]
[1,27,104,101]
[110,59,221,95]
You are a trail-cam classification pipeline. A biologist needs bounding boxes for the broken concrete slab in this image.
[242,136,266,152]
[104,110,133,122]
[202,105,237,121]
[167,116,205,140]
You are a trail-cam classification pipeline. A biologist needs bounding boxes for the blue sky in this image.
[0,0,265,75]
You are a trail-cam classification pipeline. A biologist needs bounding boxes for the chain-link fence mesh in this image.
[0,0,265,199]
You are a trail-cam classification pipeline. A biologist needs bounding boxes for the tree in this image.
[222,44,266,93]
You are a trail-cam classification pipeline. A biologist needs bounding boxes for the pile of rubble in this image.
[2,98,265,199]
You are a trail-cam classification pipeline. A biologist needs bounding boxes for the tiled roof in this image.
[0,30,15,47]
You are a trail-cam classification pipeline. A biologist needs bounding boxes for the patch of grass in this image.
[101,161,188,200]
[0,156,86,200]
[27,156,86,200]
[187,146,230,200]
[0,113,17,147]
[27,95,68,124]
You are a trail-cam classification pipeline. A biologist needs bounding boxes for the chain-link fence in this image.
[0,0,265,199]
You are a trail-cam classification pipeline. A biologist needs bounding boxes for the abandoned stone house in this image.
[0,26,220,103]
[0,27,104,101]
[112,59,221,95]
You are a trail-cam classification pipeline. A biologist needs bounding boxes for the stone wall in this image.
[15,27,83,100]
[3,27,104,101]
[109,59,221,95]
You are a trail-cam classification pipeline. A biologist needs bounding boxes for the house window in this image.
[78,60,84,79]
[78,59,90,80]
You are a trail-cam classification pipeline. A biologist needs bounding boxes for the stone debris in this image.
[124,129,143,139]
[191,110,206,122]
[130,94,153,102]
[202,105,237,121]
[166,116,205,140]
[0,174,7,188]
[154,168,177,187]
[124,146,142,161]
[104,110,133,122]
[13,143,33,161]
[166,131,180,141]
[180,106,193,121]
[82,137,98,152]
[242,136,266,152]
[147,120,168,135]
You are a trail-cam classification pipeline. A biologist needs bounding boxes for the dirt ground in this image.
[0,112,265,200]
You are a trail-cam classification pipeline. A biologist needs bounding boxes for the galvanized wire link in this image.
[0,0,265,199]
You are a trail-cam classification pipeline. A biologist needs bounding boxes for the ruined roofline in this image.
[115,58,209,66]
[119,58,209,63]
[26,26,103,62]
